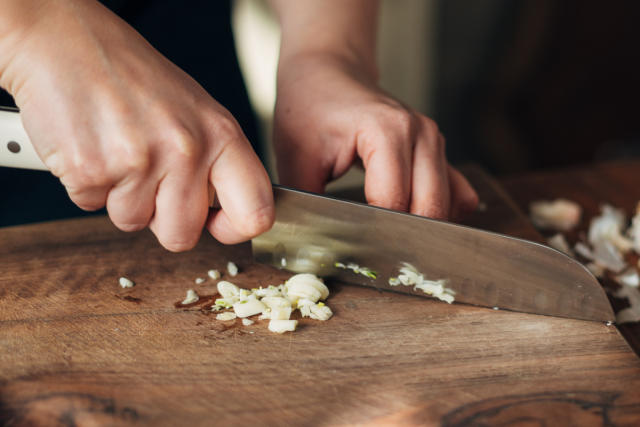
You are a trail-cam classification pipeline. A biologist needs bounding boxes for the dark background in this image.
[1,0,639,226]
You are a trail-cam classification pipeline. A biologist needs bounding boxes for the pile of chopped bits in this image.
[168,259,332,334]
[530,199,640,324]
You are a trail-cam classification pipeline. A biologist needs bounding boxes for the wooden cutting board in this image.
[2,165,640,426]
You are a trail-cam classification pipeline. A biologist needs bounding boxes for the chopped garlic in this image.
[233,299,266,318]
[285,273,329,303]
[268,319,298,333]
[388,263,455,304]
[308,303,333,321]
[614,269,640,287]
[574,242,595,260]
[254,285,282,298]
[227,261,239,277]
[334,262,378,279]
[119,277,135,289]
[207,269,220,280]
[547,234,574,256]
[242,318,254,326]
[261,296,291,309]
[195,277,205,285]
[269,306,292,320]
[217,281,240,299]
[530,199,581,231]
[592,241,627,273]
[589,204,633,253]
[216,312,237,321]
[182,289,199,305]
[630,202,640,254]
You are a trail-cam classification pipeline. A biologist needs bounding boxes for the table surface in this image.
[2,163,640,426]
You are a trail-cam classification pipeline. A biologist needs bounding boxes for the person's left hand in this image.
[273,54,478,221]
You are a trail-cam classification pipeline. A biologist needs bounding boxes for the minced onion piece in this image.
[529,199,581,231]
[195,277,205,285]
[242,318,254,326]
[207,269,220,280]
[308,302,333,321]
[388,263,455,304]
[547,234,574,256]
[182,289,199,305]
[227,261,239,277]
[233,299,266,318]
[268,319,298,333]
[119,277,135,288]
[216,312,237,321]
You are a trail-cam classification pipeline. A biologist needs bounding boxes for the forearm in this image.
[267,0,379,81]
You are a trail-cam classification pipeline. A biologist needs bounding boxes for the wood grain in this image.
[1,166,640,426]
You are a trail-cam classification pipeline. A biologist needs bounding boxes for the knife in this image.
[0,108,615,322]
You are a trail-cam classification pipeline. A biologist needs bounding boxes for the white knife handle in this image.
[0,108,48,171]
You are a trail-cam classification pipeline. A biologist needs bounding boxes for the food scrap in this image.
[227,262,239,277]
[529,199,582,231]
[334,262,378,279]
[388,262,455,304]
[216,312,237,321]
[182,289,199,305]
[195,277,205,285]
[208,269,221,280]
[119,277,135,289]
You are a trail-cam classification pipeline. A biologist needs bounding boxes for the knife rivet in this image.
[7,141,21,154]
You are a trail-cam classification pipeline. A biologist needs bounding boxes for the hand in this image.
[273,54,478,220]
[0,0,274,250]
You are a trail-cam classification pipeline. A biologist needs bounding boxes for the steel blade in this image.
[252,186,614,322]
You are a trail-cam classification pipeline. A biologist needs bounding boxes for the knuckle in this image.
[213,115,242,142]
[378,106,416,138]
[165,124,202,164]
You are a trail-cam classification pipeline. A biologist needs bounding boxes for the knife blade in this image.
[0,108,615,322]
[252,186,615,322]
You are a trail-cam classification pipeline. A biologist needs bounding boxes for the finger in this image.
[65,184,110,211]
[447,166,479,221]
[106,175,157,232]
[148,171,209,252]
[358,133,412,212]
[409,129,450,219]
[276,146,331,194]
[206,141,274,244]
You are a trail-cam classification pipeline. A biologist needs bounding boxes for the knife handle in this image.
[0,108,222,207]
[0,108,48,171]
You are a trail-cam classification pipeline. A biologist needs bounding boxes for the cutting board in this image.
[2,166,640,426]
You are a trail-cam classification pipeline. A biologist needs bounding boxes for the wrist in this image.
[277,49,379,88]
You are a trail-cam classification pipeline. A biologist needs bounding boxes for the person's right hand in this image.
[0,0,274,250]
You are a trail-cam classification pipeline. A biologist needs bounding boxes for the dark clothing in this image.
[0,0,259,226]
